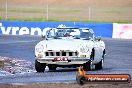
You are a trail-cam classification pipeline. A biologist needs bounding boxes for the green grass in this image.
[50,8,81,13]
[0,7,80,14]
[0,17,131,23]
[0,6,131,23]
[0,7,44,13]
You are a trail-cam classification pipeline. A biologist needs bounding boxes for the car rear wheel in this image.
[35,60,46,72]
[95,59,103,70]
[102,50,105,60]
[95,51,105,70]
[48,65,57,71]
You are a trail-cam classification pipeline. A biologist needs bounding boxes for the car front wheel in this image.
[35,60,46,72]
[83,60,93,71]
[95,59,103,70]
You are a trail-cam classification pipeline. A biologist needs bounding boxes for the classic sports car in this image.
[35,26,105,72]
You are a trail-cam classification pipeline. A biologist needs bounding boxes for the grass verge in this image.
[0,17,131,23]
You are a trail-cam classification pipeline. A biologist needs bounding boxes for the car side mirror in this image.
[42,35,47,40]
[96,36,101,41]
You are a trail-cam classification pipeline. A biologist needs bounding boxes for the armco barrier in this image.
[0,21,113,38]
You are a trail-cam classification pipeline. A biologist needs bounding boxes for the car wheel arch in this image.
[90,48,95,60]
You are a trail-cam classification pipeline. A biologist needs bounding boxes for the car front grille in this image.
[45,50,78,57]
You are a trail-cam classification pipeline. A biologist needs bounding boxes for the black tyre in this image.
[35,60,46,72]
[102,50,105,60]
[90,49,95,60]
[83,49,94,71]
[95,59,103,70]
[48,65,57,71]
[83,60,93,71]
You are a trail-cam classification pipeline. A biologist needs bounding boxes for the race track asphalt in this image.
[0,35,132,84]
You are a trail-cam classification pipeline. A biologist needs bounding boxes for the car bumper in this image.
[36,57,90,65]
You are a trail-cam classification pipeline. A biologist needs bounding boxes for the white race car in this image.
[35,26,105,72]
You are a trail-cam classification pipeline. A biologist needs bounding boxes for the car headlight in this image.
[36,45,44,53]
[80,45,89,53]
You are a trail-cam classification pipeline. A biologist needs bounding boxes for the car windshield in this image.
[46,28,93,40]
[79,29,93,39]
